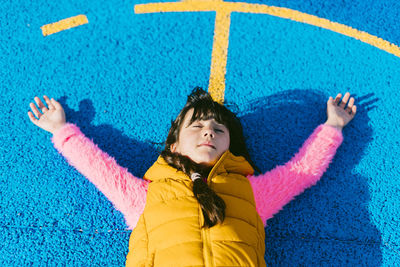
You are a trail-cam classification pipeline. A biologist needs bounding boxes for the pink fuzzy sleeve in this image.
[51,123,149,230]
[248,124,343,227]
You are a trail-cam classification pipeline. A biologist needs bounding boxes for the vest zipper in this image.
[200,209,213,267]
[200,152,229,266]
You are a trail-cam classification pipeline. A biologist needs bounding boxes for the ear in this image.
[170,143,177,153]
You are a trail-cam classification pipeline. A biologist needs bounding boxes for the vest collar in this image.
[144,150,254,182]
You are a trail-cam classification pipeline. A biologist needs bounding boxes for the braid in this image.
[161,150,226,228]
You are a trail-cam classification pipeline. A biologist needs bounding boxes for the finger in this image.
[351,105,357,116]
[43,95,55,110]
[334,93,342,105]
[27,111,39,125]
[346,97,355,112]
[29,102,42,119]
[340,92,350,108]
[51,98,63,110]
[34,96,48,113]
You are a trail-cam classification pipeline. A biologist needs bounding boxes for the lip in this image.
[199,142,216,149]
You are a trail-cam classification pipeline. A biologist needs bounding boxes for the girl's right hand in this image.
[28,95,66,134]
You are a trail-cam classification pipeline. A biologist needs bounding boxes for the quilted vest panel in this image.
[126,151,266,267]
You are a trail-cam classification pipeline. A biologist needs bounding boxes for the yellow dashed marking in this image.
[135,1,400,103]
[41,15,88,36]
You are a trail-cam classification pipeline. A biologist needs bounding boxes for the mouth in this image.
[199,143,216,149]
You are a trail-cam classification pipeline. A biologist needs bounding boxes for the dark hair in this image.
[160,87,259,228]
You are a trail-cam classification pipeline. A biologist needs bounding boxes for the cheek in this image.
[178,133,194,151]
[223,136,230,150]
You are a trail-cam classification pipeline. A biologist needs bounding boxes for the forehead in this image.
[183,108,225,126]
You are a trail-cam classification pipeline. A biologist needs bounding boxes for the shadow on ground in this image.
[238,89,381,266]
[56,89,381,266]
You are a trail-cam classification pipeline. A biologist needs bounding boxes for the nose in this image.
[203,127,214,138]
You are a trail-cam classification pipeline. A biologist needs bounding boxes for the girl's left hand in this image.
[325,92,357,130]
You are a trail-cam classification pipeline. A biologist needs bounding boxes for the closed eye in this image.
[191,123,225,133]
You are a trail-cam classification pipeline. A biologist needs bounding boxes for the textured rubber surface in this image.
[1,0,399,265]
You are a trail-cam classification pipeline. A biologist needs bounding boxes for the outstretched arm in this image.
[51,123,149,230]
[248,92,356,227]
[28,96,149,230]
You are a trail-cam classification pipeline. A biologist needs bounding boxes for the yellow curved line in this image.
[41,15,88,36]
[135,1,400,103]
[135,1,400,58]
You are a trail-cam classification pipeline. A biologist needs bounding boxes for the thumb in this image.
[326,97,333,116]
[327,97,335,109]
[51,98,63,109]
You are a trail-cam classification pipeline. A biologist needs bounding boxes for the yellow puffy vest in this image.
[126,151,266,267]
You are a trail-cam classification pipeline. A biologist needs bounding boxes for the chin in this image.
[194,157,216,166]
[196,159,213,165]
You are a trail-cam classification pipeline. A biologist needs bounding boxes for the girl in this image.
[28,88,356,266]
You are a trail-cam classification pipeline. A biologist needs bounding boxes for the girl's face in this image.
[170,108,230,166]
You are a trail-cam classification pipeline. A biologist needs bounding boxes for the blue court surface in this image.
[1,0,400,265]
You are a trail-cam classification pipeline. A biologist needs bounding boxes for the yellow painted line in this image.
[135,1,400,58]
[135,1,234,103]
[239,3,400,58]
[41,15,88,36]
[135,1,400,103]
[208,9,231,103]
